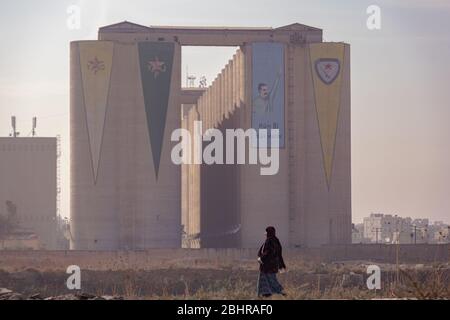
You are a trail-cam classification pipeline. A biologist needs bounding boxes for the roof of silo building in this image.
[98,21,323,45]
[99,21,322,33]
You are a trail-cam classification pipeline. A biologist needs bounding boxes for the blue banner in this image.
[252,42,285,148]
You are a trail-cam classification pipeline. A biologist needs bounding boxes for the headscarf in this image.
[266,226,276,238]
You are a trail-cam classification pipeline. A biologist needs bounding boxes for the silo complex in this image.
[71,21,351,249]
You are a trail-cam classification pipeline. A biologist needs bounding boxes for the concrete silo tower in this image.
[70,22,181,250]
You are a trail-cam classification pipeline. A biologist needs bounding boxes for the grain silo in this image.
[70,28,181,249]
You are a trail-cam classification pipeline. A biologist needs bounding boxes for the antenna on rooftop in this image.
[187,75,196,88]
[10,116,19,137]
[199,76,207,88]
[32,117,37,137]
[186,65,196,88]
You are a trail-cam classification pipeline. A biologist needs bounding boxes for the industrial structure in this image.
[0,132,58,249]
[70,21,351,250]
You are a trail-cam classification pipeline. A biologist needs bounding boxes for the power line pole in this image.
[413,226,417,244]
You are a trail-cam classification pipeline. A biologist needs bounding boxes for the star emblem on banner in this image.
[148,57,166,78]
[315,58,340,85]
[87,57,105,74]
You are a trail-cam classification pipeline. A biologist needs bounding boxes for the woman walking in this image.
[257,226,287,297]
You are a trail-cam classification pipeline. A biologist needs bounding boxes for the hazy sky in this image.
[0,0,449,224]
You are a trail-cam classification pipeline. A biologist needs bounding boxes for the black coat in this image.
[257,236,286,274]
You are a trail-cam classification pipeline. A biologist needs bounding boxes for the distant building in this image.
[352,223,371,244]
[412,218,429,228]
[428,221,450,244]
[363,213,414,244]
[0,231,40,250]
[0,137,58,249]
[361,213,448,244]
[363,213,407,243]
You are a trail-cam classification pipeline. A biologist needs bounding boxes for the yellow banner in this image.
[79,41,114,183]
[309,43,345,187]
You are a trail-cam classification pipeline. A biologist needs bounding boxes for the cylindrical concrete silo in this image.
[70,39,181,250]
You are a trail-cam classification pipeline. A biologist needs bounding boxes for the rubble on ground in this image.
[0,288,124,300]
[341,272,365,288]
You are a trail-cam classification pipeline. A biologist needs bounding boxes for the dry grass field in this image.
[1,258,449,299]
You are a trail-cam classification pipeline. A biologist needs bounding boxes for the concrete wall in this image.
[0,138,57,249]
[0,238,40,250]
[0,245,447,272]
